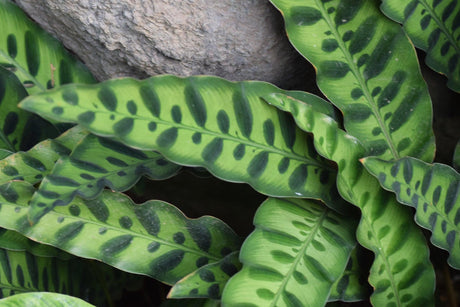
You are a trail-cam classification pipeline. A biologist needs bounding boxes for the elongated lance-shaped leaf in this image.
[454,139,460,171]
[19,75,347,215]
[0,125,88,185]
[381,0,460,92]
[168,251,241,300]
[0,292,95,307]
[0,0,95,94]
[328,246,371,302]
[0,68,58,152]
[28,133,181,221]
[221,198,357,307]
[264,93,435,305]
[0,229,72,260]
[0,181,242,285]
[362,156,460,269]
[270,0,435,161]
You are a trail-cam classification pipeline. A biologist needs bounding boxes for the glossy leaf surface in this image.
[0,126,87,185]
[0,68,58,152]
[19,76,345,214]
[381,0,460,92]
[29,133,181,221]
[270,0,435,161]
[221,198,357,306]
[0,0,95,94]
[362,156,460,269]
[264,93,435,306]
[0,181,241,285]
[168,251,241,300]
[0,292,95,307]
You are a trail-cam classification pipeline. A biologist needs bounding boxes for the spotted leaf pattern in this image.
[0,292,95,307]
[168,251,241,300]
[329,246,371,302]
[0,125,88,186]
[0,0,95,94]
[221,198,357,306]
[19,76,346,215]
[28,133,181,221]
[0,181,241,285]
[264,93,435,305]
[381,0,460,92]
[362,156,460,269]
[0,68,58,152]
[0,229,72,260]
[270,0,435,161]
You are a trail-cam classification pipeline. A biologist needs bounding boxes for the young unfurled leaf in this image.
[28,133,181,221]
[0,125,87,185]
[221,198,357,306]
[0,0,95,94]
[19,76,346,214]
[264,93,435,306]
[270,0,435,161]
[0,181,241,285]
[0,68,58,152]
[381,0,460,92]
[168,251,241,300]
[362,156,460,269]
[0,293,95,307]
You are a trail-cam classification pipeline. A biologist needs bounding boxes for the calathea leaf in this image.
[0,125,88,185]
[380,0,460,92]
[0,0,95,94]
[270,0,435,161]
[221,198,357,307]
[0,68,58,152]
[168,250,241,300]
[19,75,346,215]
[0,292,95,307]
[328,246,371,302]
[264,93,435,306]
[0,229,73,260]
[0,181,242,285]
[362,156,460,269]
[28,133,181,221]
[454,139,460,171]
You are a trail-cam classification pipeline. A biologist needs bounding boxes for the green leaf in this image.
[381,0,460,92]
[0,0,95,94]
[0,68,58,152]
[168,251,241,300]
[270,0,435,161]
[454,139,460,171]
[264,93,435,305]
[28,133,181,221]
[0,125,88,185]
[0,181,241,285]
[221,198,357,306]
[0,229,72,260]
[0,292,95,307]
[328,246,371,302]
[362,156,460,269]
[19,76,346,215]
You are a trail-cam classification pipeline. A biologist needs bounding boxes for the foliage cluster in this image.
[0,0,459,306]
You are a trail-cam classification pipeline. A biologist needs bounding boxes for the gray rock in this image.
[14,0,313,89]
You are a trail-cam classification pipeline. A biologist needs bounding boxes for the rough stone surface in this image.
[14,0,313,89]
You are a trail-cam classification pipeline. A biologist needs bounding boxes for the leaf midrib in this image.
[0,49,45,92]
[315,0,399,159]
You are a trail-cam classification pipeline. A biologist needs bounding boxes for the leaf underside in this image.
[19,75,347,215]
[363,156,460,269]
[0,181,241,285]
[264,93,435,306]
[381,0,460,92]
[221,198,357,306]
[270,0,435,161]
